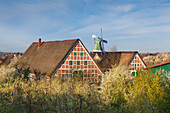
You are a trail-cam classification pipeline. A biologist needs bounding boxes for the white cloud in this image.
[99,4,135,13]
[114,4,135,12]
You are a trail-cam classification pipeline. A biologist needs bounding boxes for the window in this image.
[135,64,137,69]
[73,71,78,79]
[69,61,73,65]
[74,52,77,56]
[80,52,83,56]
[131,72,136,76]
[134,56,137,60]
[98,75,102,80]
[77,61,80,65]
[73,70,83,81]
[84,61,87,65]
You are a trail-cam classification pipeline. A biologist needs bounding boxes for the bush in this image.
[0,74,103,112]
[157,82,170,113]
[0,65,15,84]
[0,65,168,113]
[125,70,165,112]
[101,65,131,107]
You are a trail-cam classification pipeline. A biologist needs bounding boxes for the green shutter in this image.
[74,52,77,56]
[80,52,83,56]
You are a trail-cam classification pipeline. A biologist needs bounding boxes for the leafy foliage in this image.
[0,65,169,113]
[125,70,165,112]
[101,65,131,106]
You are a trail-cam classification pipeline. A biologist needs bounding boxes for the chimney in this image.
[38,38,41,47]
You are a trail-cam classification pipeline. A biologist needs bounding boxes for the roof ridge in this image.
[108,51,138,53]
[32,39,79,44]
[90,51,138,53]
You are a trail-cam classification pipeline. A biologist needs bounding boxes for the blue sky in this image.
[0,0,170,53]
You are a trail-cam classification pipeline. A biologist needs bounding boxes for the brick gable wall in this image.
[55,41,103,83]
[129,53,146,72]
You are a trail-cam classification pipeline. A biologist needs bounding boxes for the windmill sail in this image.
[100,28,107,51]
[101,28,104,51]
[98,37,107,43]
[103,40,107,43]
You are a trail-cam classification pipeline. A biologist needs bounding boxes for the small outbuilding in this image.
[146,61,170,78]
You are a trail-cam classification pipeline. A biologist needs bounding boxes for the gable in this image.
[94,53,101,60]
[129,53,146,72]
[56,40,103,82]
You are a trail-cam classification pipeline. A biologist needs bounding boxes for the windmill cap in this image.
[92,34,96,38]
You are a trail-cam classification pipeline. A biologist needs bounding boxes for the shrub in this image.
[101,65,131,107]
[0,74,103,112]
[0,65,168,113]
[125,70,165,112]
[0,65,15,84]
[157,81,170,113]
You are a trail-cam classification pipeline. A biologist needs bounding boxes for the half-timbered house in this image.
[90,51,146,76]
[22,39,103,82]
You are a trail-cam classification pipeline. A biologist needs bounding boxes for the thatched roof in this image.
[1,54,14,65]
[90,51,138,69]
[22,39,79,75]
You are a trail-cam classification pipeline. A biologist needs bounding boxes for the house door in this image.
[73,70,84,80]
[131,71,138,77]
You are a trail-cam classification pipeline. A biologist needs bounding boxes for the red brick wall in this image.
[129,54,145,72]
[56,41,103,82]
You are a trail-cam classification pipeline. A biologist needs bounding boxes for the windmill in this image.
[92,28,107,52]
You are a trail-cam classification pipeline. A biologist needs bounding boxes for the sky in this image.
[0,0,170,53]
